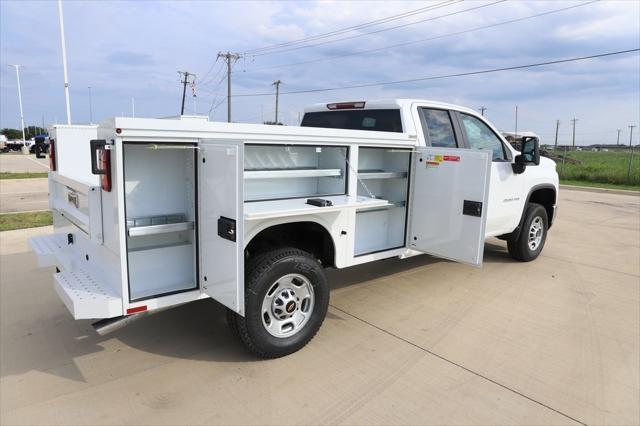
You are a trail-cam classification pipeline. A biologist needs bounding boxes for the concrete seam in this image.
[330,304,589,426]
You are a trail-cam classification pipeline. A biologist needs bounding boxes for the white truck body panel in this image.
[29,97,556,325]
[50,125,99,185]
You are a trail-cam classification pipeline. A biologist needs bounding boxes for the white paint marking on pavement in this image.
[24,156,50,170]
[1,190,48,195]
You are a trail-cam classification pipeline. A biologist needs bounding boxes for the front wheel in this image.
[507,203,548,262]
[227,247,329,358]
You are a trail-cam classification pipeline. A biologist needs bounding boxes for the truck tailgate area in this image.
[28,234,122,319]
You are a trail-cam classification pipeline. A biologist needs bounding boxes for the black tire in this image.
[507,202,548,262]
[227,247,329,358]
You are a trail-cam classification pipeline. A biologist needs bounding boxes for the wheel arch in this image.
[245,219,337,268]
[526,184,557,228]
[506,184,557,241]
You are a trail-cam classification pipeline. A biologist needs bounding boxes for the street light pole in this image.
[57,0,72,124]
[88,86,93,123]
[8,64,26,150]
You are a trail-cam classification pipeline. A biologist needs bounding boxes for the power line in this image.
[199,57,222,86]
[243,0,460,55]
[249,0,507,57]
[233,48,640,98]
[251,1,598,71]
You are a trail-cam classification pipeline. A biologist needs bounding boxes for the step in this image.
[28,234,67,267]
[54,269,122,319]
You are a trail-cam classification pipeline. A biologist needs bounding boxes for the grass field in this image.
[0,211,52,232]
[0,172,48,179]
[554,150,639,187]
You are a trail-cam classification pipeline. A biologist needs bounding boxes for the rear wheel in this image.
[507,202,548,262]
[227,247,329,358]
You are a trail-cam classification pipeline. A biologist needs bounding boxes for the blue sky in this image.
[1,0,638,145]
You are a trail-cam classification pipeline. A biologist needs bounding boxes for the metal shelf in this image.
[128,221,194,237]
[244,168,342,179]
[356,200,406,213]
[357,170,407,179]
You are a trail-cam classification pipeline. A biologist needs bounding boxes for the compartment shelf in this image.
[357,170,407,179]
[244,195,390,221]
[126,214,194,237]
[128,222,194,237]
[357,200,406,212]
[245,168,342,180]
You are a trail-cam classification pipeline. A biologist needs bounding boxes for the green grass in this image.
[555,151,639,187]
[560,179,640,191]
[0,211,52,232]
[0,172,48,179]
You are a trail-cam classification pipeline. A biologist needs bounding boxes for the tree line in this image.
[1,126,48,140]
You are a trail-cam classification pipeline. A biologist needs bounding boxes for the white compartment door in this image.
[199,140,245,314]
[408,148,491,267]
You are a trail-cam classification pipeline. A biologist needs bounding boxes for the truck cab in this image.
[301,99,558,250]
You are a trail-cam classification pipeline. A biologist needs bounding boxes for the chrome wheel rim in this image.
[261,273,315,338]
[528,216,544,251]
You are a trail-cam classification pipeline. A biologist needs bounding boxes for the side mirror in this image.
[521,136,540,165]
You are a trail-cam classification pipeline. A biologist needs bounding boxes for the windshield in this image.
[301,109,403,133]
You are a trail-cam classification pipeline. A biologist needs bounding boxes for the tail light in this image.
[49,139,57,171]
[90,139,112,192]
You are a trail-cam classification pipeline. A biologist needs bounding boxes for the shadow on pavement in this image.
[1,240,515,382]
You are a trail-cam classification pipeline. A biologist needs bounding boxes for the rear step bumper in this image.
[54,269,121,319]
[29,234,122,319]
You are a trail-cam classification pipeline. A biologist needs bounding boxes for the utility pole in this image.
[570,118,578,149]
[217,51,241,122]
[177,71,196,115]
[479,106,486,116]
[272,80,282,124]
[616,129,621,146]
[554,119,560,149]
[514,105,518,139]
[57,0,71,124]
[131,98,135,118]
[8,64,26,149]
[627,125,636,183]
[88,86,93,123]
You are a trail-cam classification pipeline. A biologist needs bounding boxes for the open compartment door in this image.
[408,148,491,266]
[199,140,245,314]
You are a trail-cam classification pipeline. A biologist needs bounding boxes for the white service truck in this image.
[30,99,558,358]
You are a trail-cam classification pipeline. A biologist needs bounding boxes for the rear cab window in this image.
[301,109,403,132]
[419,108,458,148]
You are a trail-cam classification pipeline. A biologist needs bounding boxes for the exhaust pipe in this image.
[92,312,150,336]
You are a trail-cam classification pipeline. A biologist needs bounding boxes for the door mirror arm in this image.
[512,155,526,174]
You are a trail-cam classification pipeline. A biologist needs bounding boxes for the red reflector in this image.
[443,155,460,162]
[99,148,112,192]
[49,139,57,171]
[127,305,147,314]
[115,128,122,134]
[327,101,365,110]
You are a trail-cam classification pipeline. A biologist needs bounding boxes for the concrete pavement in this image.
[0,179,49,213]
[1,188,638,425]
[0,153,49,173]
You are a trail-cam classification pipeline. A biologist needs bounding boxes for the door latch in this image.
[463,200,483,217]
[218,217,236,242]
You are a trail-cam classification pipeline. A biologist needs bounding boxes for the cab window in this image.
[420,108,457,148]
[460,114,507,161]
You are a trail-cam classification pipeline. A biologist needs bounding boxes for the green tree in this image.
[1,128,22,140]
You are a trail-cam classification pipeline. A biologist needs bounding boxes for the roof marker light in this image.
[327,102,365,110]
